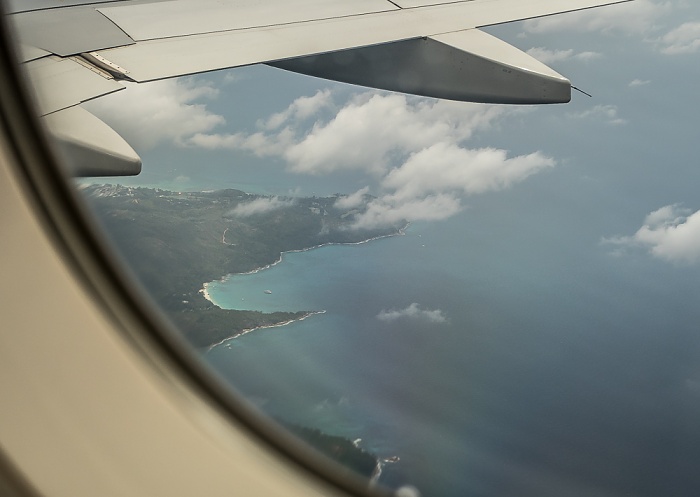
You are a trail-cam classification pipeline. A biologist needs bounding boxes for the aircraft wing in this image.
[8,0,632,176]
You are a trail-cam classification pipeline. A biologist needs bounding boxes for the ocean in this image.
[202,200,700,497]
[100,60,700,495]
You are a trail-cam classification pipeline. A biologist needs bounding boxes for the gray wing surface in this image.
[9,0,632,176]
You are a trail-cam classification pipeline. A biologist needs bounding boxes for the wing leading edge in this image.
[10,0,633,176]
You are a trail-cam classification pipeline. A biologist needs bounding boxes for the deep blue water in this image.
[203,208,700,497]
[98,141,700,495]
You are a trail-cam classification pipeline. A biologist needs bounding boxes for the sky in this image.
[84,0,700,267]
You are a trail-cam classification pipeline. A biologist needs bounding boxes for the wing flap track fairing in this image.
[270,29,571,105]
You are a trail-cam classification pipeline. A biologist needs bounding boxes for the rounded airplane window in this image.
[8,1,700,496]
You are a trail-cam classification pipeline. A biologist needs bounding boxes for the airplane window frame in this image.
[0,9,391,497]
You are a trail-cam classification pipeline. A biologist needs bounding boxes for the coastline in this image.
[201,222,409,307]
[205,310,326,351]
[200,223,407,351]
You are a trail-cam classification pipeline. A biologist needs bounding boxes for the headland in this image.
[82,184,405,348]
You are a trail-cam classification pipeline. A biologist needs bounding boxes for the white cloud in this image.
[377,303,448,324]
[352,194,464,230]
[522,0,669,35]
[575,51,604,61]
[629,79,651,87]
[343,144,554,229]
[228,196,295,217]
[334,187,370,210]
[658,22,700,54]
[526,47,602,64]
[603,204,700,264]
[83,79,225,150]
[281,94,508,176]
[101,83,554,229]
[522,1,700,59]
[382,144,555,200]
[186,91,509,175]
[259,90,334,130]
[567,104,627,125]
[189,127,295,158]
[183,90,554,229]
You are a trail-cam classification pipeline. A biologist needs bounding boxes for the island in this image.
[81,184,405,348]
[81,183,406,480]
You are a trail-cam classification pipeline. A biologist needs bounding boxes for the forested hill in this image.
[82,184,404,347]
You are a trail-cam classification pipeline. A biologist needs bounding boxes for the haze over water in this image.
[205,206,700,497]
